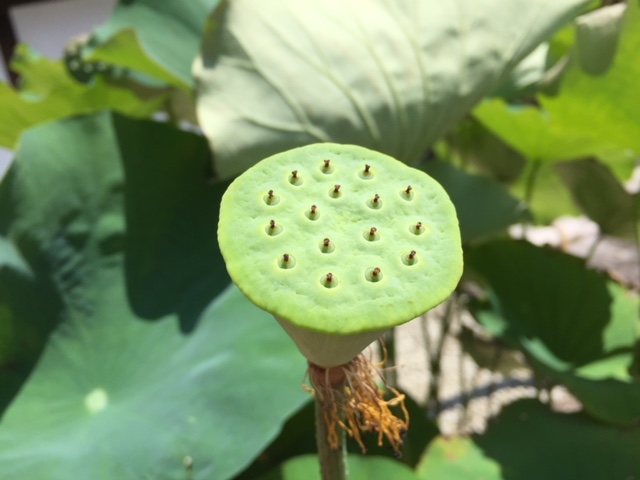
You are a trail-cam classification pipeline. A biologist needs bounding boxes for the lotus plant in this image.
[217,143,462,479]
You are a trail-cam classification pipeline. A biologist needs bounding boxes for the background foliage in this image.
[0,0,638,479]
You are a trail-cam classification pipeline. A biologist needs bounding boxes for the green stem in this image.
[315,391,348,480]
[522,159,542,236]
[383,328,398,387]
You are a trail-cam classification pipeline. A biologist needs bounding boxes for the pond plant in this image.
[1,0,640,479]
[218,143,462,478]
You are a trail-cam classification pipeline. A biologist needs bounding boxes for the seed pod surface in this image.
[218,143,462,335]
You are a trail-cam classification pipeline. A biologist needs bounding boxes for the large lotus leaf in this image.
[257,454,417,480]
[474,0,640,165]
[0,280,308,479]
[415,436,501,480]
[195,0,590,180]
[0,112,308,479]
[416,399,640,479]
[491,42,550,100]
[467,239,640,425]
[0,45,165,149]
[555,157,638,241]
[475,399,640,479]
[91,0,221,87]
[0,235,63,412]
[423,161,528,243]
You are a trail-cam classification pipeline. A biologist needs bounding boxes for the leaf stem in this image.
[315,384,348,480]
[522,158,542,236]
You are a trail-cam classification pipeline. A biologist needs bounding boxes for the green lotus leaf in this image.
[195,0,589,179]
[0,112,308,479]
[218,143,462,365]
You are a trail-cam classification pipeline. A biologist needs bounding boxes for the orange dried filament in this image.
[306,354,409,456]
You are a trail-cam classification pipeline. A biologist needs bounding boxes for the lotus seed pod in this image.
[218,143,462,367]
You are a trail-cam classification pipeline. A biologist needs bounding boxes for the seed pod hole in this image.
[321,272,339,288]
[329,184,342,199]
[321,159,334,174]
[367,193,382,209]
[289,170,303,186]
[402,250,418,266]
[305,204,320,221]
[265,219,283,236]
[410,221,425,235]
[363,227,380,242]
[400,185,414,201]
[319,238,335,253]
[278,253,296,269]
[365,267,383,283]
[358,164,374,180]
[263,190,280,206]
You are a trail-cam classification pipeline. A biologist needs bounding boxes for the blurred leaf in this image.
[257,454,417,480]
[86,29,189,90]
[575,2,627,76]
[195,0,589,179]
[115,115,226,331]
[457,325,527,376]
[511,159,579,224]
[475,399,640,480]
[92,0,221,87]
[415,436,501,480]
[467,240,640,425]
[448,118,527,184]
[491,43,550,100]
[0,236,62,413]
[0,112,308,479]
[424,162,528,243]
[0,45,165,149]
[555,157,637,240]
[474,0,640,165]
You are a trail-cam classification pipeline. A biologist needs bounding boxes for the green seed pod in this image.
[218,143,462,367]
